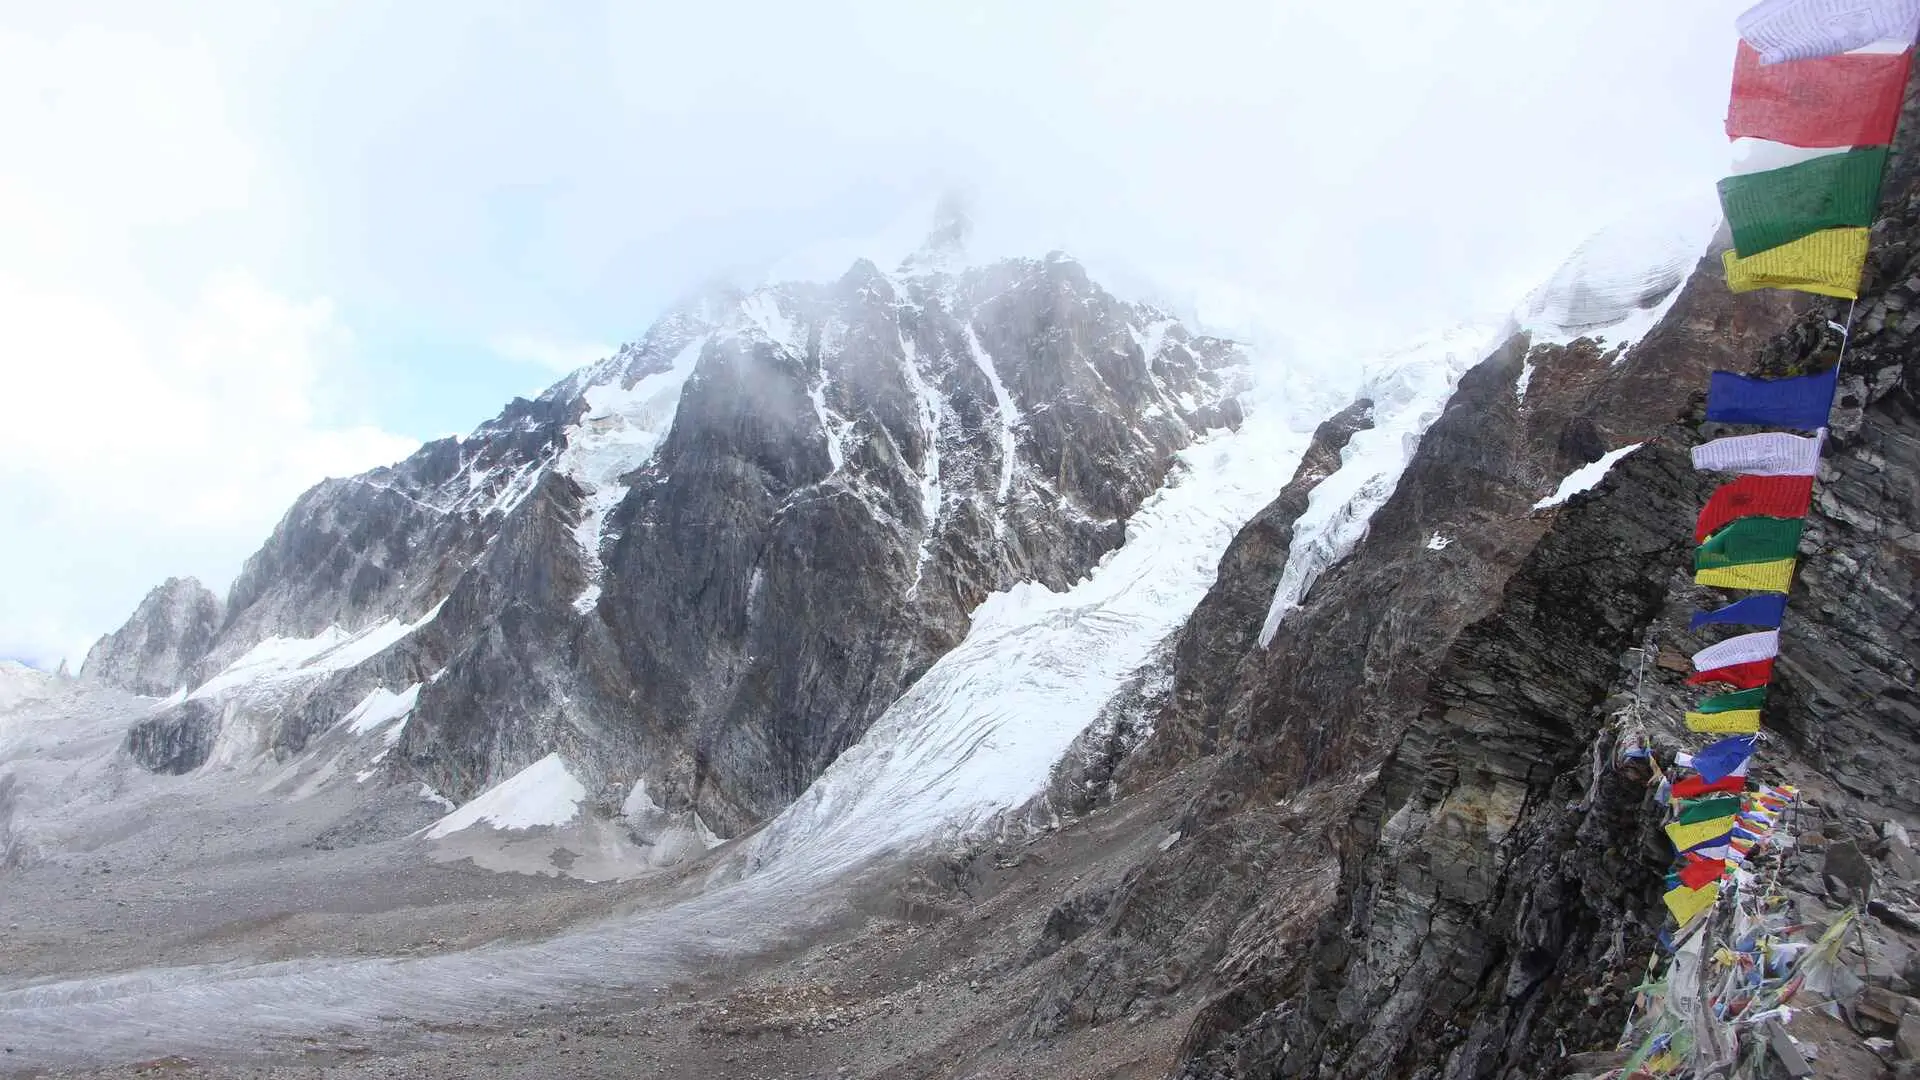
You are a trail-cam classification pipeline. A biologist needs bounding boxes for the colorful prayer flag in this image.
[1689,659,1777,689]
[1737,0,1920,65]
[1697,517,1806,569]
[1696,558,1798,593]
[1677,795,1746,824]
[1673,773,1750,798]
[1687,708,1765,733]
[1670,816,1741,852]
[1727,41,1912,147]
[1717,148,1888,256]
[1694,631,1781,671]
[1696,477,1813,543]
[1705,366,1840,428]
[1693,735,1760,782]
[1679,856,1729,889]
[1697,687,1767,713]
[1691,430,1825,475]
[1691,595,1790,631]
[1724,226,1871,298]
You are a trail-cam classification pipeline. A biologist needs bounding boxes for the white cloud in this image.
[0,22,416,668]
[490,334,616,374]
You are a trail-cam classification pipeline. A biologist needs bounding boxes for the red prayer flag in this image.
[1688,659,1775,690]
[1727,41,1912,149]
[1673,774,1748,798]
[1679,855,1728,890]
[1696,476,1815,543]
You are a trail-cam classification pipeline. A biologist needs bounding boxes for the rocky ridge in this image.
[87,225,1248,851]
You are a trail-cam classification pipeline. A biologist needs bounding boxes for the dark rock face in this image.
[1011,216,1809,1062]
[103,246,1244,845]
[80,577,223,697]
[1080,65,1920,1080]
[124,698,222,774]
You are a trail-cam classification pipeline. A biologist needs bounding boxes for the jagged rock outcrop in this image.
[80,577,223,697]
[106,238,1245,848]
[1011,200,1811,1060]
[1067,62,1920,1080]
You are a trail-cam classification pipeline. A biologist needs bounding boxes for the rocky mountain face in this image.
[1001,73,1920,1080]
[92,229,1246,844]
[79,577,223,697]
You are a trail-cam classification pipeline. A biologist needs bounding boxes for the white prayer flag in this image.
[1738,0,1920,64]
[1694,630,1782,671]
[1691,430,1825,475]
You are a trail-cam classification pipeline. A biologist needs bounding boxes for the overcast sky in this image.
[0,0,1750,668]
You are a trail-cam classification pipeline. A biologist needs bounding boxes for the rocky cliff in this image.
[79,576,223,697]
[94,225,1247,848]
[1010,73,1920,1080]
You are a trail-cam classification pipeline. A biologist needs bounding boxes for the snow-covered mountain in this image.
[81,215,1249,859]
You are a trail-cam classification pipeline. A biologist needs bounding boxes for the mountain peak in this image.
[898,190,973,275]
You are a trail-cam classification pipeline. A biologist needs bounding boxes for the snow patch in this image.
[188,601,445,702]
[1516,196,1718,352]
[1426,533,1454,551]
[341,684,422,743]
[425,753,587,838]
[1533,443,1645,510]
[964,324,1019,502]
[1515,361,1536,402]
[419,784,456,811]
[1258,325,1501,648]
[897,334,944,592]
[557,334,708,613]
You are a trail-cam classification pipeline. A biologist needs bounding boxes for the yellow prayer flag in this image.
[1722,227,1869,300]
[1696,558,1796,594]
[1667,815,1737,853]
[1664,881,1721,926]
[1686,708,1763,734]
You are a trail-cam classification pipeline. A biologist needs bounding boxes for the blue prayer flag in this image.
[1693,735,1758,783]
[1705,367,1838,429]
[1690,595,1789,632]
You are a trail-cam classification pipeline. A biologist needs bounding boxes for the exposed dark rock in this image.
[124,699,222,774]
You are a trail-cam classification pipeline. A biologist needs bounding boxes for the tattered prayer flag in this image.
[1669,816,1740,852]
[1696,558,1798,593]
[1717,148,1888,255]
[1673,773,1749,798]
[1687,708,1765,733]
[1694,631,1781,671]
[1698,688,1767,713]
[1692,429,1825,475]
[1691,595,1790,632]
[1727,41,1912,146]
[1697,517,1806,569]
[1696,477,1814,543]
[1705,367,1840,428]
[1693,735,1760,782]
[1664,880,1722,925]
[1724,227,1871,298]
[1677,795,1746,824]
[1689,659,1777,689]
[1737,0,1920,64]
[1680,856,1729,889]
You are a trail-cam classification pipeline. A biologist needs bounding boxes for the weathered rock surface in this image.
[1070,67,1920,1080]
[80,576,222,697]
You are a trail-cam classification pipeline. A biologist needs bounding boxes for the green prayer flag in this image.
[1677,795,1744,825]
[1718,148,1888,257]
[1697,688,1766,714]
[1696,517,1805,571]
